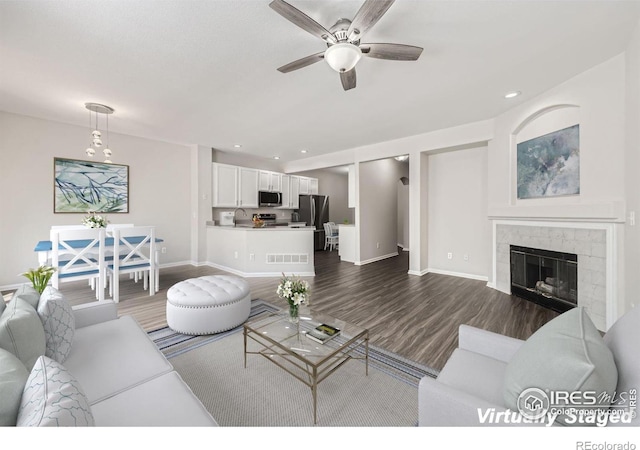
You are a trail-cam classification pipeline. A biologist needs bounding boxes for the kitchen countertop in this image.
[206,221,313,230]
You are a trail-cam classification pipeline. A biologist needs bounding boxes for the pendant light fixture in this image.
[84,102,114,163]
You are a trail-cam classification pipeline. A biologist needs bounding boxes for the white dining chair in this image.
[323,222,339,251]
[107,226,157,303]
[51,228,106,301]
[106,223,134,234]
[104,223,138,280]
[51,225,107,293]
[50,225,87,231]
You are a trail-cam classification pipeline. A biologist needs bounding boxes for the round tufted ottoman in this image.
[166,275,251,335]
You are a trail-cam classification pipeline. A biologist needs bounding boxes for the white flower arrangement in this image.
[276,274,310,307]
[82,212,108,228]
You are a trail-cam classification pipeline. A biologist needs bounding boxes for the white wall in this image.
[213,149,284,172]
[191,145,213,264]
[396,162,410,249]
[358,158,406,263]
[293,168,355,225]
[427,146,490,279]
[0,112,192,288]
[488,54,627,221]
[624,18,640,312]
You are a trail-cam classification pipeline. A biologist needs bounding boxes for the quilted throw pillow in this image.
[16,355,94,426]
[37,287,75,363]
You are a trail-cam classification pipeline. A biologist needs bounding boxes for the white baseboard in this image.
[0,282,23,293]
[407,268,429,276]
[206,262,315,278]
[354,252,398,266]
[426,268,489,282]
[159,260,194,269]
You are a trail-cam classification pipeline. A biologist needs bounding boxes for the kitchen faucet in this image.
[233,207,247,227]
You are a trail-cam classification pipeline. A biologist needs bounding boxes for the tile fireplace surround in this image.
[491,220,618,331]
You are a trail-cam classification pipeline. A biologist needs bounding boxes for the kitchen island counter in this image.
[206,222,313,230]
[207,224,314,277]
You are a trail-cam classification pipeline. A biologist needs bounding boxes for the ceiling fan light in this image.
[324,43,362,73]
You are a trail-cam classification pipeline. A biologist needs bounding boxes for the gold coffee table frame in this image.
[243,309,369,424]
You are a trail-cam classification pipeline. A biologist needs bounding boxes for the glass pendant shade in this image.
[324,43,362,73]
[84,102,114,162]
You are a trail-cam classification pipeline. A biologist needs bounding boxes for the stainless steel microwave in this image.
[259,191,282,207]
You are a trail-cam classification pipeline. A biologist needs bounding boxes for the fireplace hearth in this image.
[510,245,577,312]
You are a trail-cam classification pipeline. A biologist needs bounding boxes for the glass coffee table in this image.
[243,307,369,424]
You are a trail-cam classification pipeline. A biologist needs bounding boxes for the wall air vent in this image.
[266,254,310,264]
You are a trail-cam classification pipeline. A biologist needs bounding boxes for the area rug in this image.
[148,299,438,427]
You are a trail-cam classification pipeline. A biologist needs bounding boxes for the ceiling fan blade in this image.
[277,51,325,73]
[360,43,423,61]
[340,68,356,91]
[347,0,395,41]
[269,0,336,44]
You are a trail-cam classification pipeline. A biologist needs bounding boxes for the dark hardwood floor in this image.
[9,248,559,371]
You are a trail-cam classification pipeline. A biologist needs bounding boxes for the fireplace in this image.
[510,245,578,313]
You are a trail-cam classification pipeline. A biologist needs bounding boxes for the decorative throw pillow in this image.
[0,297,46,371]
[0,348,29,426]
[503,307,618,426]
[12,284,40,309]
[16,355,94,427]
[37,287,75,363]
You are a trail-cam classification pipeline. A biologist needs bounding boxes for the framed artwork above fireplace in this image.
[516,123,580,199]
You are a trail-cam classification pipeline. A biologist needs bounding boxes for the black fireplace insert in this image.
[510,245,577,312]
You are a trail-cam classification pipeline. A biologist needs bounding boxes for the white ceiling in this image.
[1,0,640,162]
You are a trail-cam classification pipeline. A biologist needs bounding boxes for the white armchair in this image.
[419,306,640,427]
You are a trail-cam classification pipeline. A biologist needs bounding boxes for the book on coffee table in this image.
[306,323,341,344]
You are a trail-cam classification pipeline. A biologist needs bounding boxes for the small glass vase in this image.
[288,304,299,324]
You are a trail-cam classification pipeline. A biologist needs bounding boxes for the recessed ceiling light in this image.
[273,156,280,160]
[300,150,308,154]
[504,91,521,99]
[233,144,242,148]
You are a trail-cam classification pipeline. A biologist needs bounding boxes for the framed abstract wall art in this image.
[516,124,580,199]
[54,158,129,213]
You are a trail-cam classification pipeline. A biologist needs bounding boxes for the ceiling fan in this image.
[269,0,423,91]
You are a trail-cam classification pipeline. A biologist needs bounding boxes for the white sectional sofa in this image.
[0,285,217,427]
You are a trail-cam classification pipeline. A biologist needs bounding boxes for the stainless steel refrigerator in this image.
[298,195,329,251]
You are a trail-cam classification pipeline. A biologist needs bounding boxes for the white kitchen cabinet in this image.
[290,175,300,209]
[212,163,238,207]
[212,163,258,208]
[348,164,355,208]
[309,178,318,195]
[299,177,310,195]
[278,175,301,209]
[259,170,281,192]
[238,167,259,207]
[279,175,290,209]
